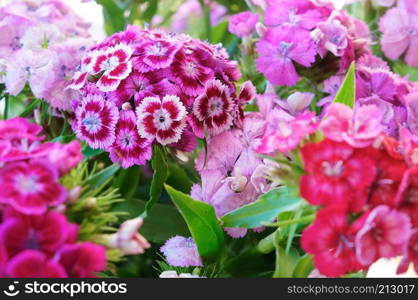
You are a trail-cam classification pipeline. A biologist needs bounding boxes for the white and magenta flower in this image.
[74,94,119,149]
[91,43,134,92]
[193,79,235,136]
[109,110,152,168]
[0,160,67,215]
[68,53,95,90]
[136,95,187,145]
[133,39,180,72]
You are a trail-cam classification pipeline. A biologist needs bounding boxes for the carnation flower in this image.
[47,141,83,175]
[228,11,259,38]
[300,139,377,212]
[0,211,71,258]
[193,79,235,136]
[355,205,412,266]
[133,39,180,72]
[379,4,418,66]
[74,94,119,149]
[160,236,203,267]
[321,103,384,147]
[91,43,134,92]
[397,229,418,275]
[57,242,106,278]
[6,250,66,278]
[395,165,418,227]
[136,95,187,145]
[256,27,317,86]
[301,205,364,277]
[0,160,67,215]
[312,17,348,58]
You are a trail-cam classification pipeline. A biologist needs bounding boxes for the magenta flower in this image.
[171,49,214,96]
[6,250,66,278]
[74,94,119,149]
[136,95,187,145]
[47,141,83,175]
[397,229,418,275]
[0,211,71,257]
[321,103,384,148]
[379,5,418,66]
[133,39,180,72]
[355,205,412,266]
[193,79,235,136]
[91,43,134,92]
[160,236,203,267]
[228,11,259,38]
[0,160,67,215]
[256,27,317,86]
[312,18,348,57]
[57,242,106,278]
[109,110,152,168]
[68,54,95,90]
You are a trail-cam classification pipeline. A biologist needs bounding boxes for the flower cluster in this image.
[300,107,418,277]
[0,118,106,278]
[0,0,93,110]
[70,26,247,168]
[250,0,371,86]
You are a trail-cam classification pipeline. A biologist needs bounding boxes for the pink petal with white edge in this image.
[97,75,121,92]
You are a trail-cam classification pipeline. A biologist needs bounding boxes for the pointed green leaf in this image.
[86,164,120,189]
[273,230,300,277]
[333,61,356,108]
[220,187,301,228]
[165,184,225,263]
[141,145,168,218]
[293,254,314,278]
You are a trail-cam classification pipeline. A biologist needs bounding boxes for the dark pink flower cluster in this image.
[0,118,106,278]
[300,132,418,277]
[254,0,371,86]
[70,26,250,168]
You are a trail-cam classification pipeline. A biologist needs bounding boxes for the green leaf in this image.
[86,164,120,189]
[82,145,104,159]
[113,199,189,244]
[141,0,158,23]
[292,255,314,278]
[164,184,225,263]
[141,145,168,218]
[166,163,193,194]
[96,0,126,34]
[113,166,141,201]
[333,61,356,108]
[221,187,301,228]
[273,230,299,278]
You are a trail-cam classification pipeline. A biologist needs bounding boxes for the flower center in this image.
[25,229,40,250]
[83,113,102,132]
[322,160,344,177]
[102,56,119,71]
[147,42,167,56]
[16,174,40,194]
[208,97,223,116]
[154,109,172,130]
[184,62,197,76]
[279,42,293,57]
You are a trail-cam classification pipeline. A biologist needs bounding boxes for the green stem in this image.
[3,94,8,119]
[199,0,212,42]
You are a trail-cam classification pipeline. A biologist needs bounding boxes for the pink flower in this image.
[379,6,418,66]
[355,205,411,266]
[107,217,150,255]
[68,53,95,90]
[321,103,384,148]
[300,140,377,212]
[395,165,418,227]
[136,95,187,145]
[0,211,71,258]
[47,141,83,175]
[6,250,66,278]
[109,110,152,168]
[312,18,348,57]
[301,205,364,277]
[160,236,203,267]
[277,92,314,116]
[228,11,259,38]
[74,94,119,149]
[0,160,67,215]
[397,229,418,275]
[193,79,235,136]
[257,110,317,154]
[57,242,106,278]
[356,70,397,103]
[91,43,134,92]
[256,27,317,86]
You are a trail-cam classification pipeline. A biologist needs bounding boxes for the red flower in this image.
[132,39,180,72]
[301,206,364,277]
[300,139,377,212]
[193,79,235,136]
[397,229,418,275]
[395,165,418,227]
